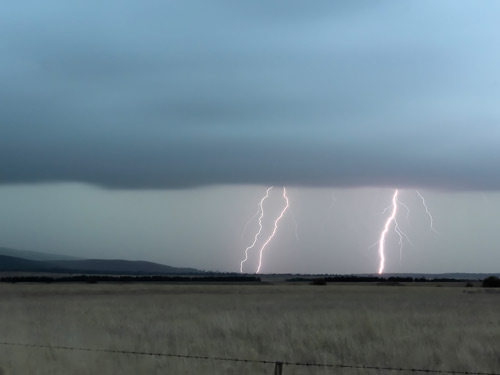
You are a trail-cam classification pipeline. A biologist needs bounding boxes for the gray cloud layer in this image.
[1,1,500,190]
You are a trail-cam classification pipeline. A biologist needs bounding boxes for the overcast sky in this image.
[1,1,499,273]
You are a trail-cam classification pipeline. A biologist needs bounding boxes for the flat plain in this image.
[0,282,499,375]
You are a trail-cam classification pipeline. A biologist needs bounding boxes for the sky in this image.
[1,1,499,274]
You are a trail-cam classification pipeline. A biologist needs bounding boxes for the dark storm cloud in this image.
[1,1,500,190]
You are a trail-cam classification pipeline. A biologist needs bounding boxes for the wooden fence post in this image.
[274,361,283,375]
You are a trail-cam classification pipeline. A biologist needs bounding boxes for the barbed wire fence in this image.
[1,341,499,375]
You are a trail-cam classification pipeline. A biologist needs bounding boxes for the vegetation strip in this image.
[1,341,498,375]
[0,275,261,283]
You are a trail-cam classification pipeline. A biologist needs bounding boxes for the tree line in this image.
[288,276,482,283]
[0,275,261,283]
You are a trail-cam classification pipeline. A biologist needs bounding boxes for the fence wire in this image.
[1,341,498,375]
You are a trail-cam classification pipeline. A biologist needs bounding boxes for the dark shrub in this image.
[482,276,500,288]
[311,278,327,286]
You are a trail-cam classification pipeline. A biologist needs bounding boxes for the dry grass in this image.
[0,283,499,374]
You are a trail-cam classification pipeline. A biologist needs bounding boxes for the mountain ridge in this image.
[0,248,202,274]
[0,255,68,272]
[48,259,200,274]
[0,247,81,261]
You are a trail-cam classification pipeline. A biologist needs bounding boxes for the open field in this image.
[0,283,499,375]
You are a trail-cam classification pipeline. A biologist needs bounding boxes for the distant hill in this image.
[0,247,202,274]
[0,255,67,272]
[0,247,81,261]
[47,259,200,274]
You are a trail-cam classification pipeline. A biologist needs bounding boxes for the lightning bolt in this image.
[239,187,273,273]
[393,211,414,265]
[380,204,393,216]
[379,194,412,261]
[256,187,289,273]
[376,189,438,273]
[377,189,399,274]
[241,209,261,240]
[416,191,438,234]
[398,200,411,222]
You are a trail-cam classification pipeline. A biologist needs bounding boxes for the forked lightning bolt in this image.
[378,189,399,274]
[256,187,289,273]
[416,191,438,234]
[376,189,436,274]
[240,187,273,273]
[393,214,414,265]
[241,209,261,240]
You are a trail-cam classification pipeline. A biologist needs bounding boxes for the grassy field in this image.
[0,282,499,375]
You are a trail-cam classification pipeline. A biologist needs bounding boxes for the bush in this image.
[482,276,500,288]
[311,278,327,286]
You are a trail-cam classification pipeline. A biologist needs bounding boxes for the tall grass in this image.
[0,283,499,374]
